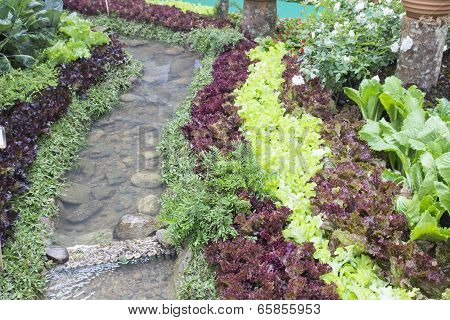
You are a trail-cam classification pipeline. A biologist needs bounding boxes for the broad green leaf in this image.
[13,54,35,68]
[396,195,420,228]
[410,211,448,241]
[435,152,450,184]
[435,181,450,213]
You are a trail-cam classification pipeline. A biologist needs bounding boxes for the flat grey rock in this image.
[64,200,103,224]
[60,183,91,205]
[131,172,163,189]
[46,246,69,264]
[113,214,158,240]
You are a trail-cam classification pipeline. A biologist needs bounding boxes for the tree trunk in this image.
[395,16,448,92]
[242,0,277,39]
[216,0,229,20]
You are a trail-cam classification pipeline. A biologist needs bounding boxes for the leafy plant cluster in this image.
[346,76,450,243]
[183,39,255,153]
[0,38,126,244]
[275,0,403,93]
[233,42,416,299]
[0,62,57,111]
[45,12,109,64]
[0,0,63,71]
[160,144,268,248]
[63,0,232,32]
[0,56,141,299]
[235,42,328,217]
[281,55,335,118]
[295,77,448,297]
[146,0,216,16]
[205,192,339,300]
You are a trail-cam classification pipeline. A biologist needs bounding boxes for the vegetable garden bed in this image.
[0,0,448,300]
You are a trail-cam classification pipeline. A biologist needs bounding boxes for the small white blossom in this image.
[367,22,378,30]
[355,2,365,12]
[372,75,380,82]
[444,45,448,51]
[356,13,367,24]
[311,31,316,38]
[390,41,399,53]
[400,36,414,52]
[334,2,341,12]
[349,30,355,37]
[343,55,351,63]
[382,7,394,16]
[334,22,341,30]
[292,74,305,86]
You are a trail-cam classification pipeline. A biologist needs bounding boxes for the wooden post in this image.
[395,16,448,91]
[242,0,277,39]
[216,0,229,19]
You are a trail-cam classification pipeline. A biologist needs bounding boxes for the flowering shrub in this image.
[63,0,232,32]
[277,0,404,92]
[0,39,126,244]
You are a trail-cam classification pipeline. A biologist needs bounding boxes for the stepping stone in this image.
[131,172,163,189]
[64,200,103,224]
[137,194,160,215]
[60,183,91,205]
[92,186,116,200]
[113,214,158,240]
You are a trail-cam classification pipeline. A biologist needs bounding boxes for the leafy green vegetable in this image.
[235,43,415,300]
[344,78,383,121]
[352,76,450,241]
[0,0,63,71]
[45,12,109,64]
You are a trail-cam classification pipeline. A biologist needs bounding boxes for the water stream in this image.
[45,39,198,300]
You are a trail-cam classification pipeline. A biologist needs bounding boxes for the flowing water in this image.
[46,39,198,300]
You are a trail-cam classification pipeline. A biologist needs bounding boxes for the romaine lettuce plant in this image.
[347,76,450,242]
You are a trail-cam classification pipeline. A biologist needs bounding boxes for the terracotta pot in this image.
[402,0,450,19]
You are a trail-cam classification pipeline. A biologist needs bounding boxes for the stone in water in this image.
[0,126,6,149]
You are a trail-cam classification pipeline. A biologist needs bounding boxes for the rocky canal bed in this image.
[45,39,199,300]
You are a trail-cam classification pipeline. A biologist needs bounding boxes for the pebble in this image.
[130,172,163,189]
[46,246,69,264]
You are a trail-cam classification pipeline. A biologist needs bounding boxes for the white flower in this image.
[292,74,305,86]
[334,2,341,12]
[390,41,399,53]
[382,7,394,16]
[399,12,405,19]
[356,13,367,24]
[355,2,365,12]
[334,22,341,30]
[367,22,378,30]
[349,30,355,37]
[324,38,334,46]
[444,45,448,52]
[331,29,338,36]
[385,0,392,4]
[400,36,414,52]
[311,31,316,38]
[343,55,351,63]
[372,75,380,82]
